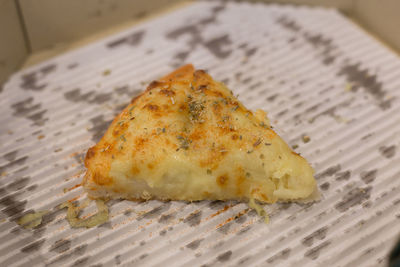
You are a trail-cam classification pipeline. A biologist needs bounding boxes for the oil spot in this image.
[166,5,226,59]
[10,226,22,235]
[98,221,112,229]
[249,81,262,90]
[279,203,292,210]
[3,150,18,161]
[73,152,85,164]
[221,78,230,85]
[137,203,171,220]
[238,43,248,49]
[315,164,341,180]
[302,227,328,247]
[107,30,145,48]
[27,184,38,191]
[0,188,27,220]
[304,241,331,260]
[11,98,48,126]
[310,99,352,122]
[335,186,372,212]
[184,210,202,227]
[20,64,56,91]
[115,86,142,97]
[32,130,42,136]
[362,200,372,208]
[39,208,62,228]
[277,16,337,65]
[47,244,87,265]
[217,221,232,234]
[238,225,251,235]
[20,238,45,253]
[159,229,167,236]
[41,64,56,74]
[20,73,46,91]
[71,256,90,267]
[267,94,279,102]
[29,111,48,126]
[67,63,79,69]
[241,77,252,84]
[360,170,377,184]
[88,115,113,142]
[139,253,148,260]
[335,171,351,181]
[6,177,30,191]
[320,182,330,191]
[361,133,373,140]
[217,250,232,262]
[174,51,190,62]
[379,145,396,159]
[113,102,129,116]
[211,5,225,14]
[238,256,251,264]
[209,200,225,210]
[303,33,336,65]
[338,64,388,109]
[213,241,225,249]
[140,240,146,246]
[244,47,257,57]
[74,244,88,255]
[90,264,103,267]
[186,238,204,250]
[114,85,129,95]
[276,16,301,32]
[167,25,199,42]
[115,254,121,265]
[203,35,232,59]
[123,209,132,216]
[158,212,176,224]
[32,226,46,238]
[234,214,247,224]
[276,109,288,117]
[49,239,71,253]
[305,103,321,113]
[64,88,112,104]
[266,248,291,263]
[15,166,28,173]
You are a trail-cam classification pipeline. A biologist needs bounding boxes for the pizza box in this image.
[0,1,399,266]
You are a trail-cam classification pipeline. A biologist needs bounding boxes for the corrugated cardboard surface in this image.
[1,1,399,266]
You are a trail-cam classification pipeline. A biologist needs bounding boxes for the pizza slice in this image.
[83,64,316,204]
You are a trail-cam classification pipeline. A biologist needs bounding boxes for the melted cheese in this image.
[83,64,316,203]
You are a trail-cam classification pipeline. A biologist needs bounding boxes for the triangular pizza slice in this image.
[83,64,316,204]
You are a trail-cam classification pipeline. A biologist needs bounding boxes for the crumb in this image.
[302,135,310,143]
[345,82,353,91]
